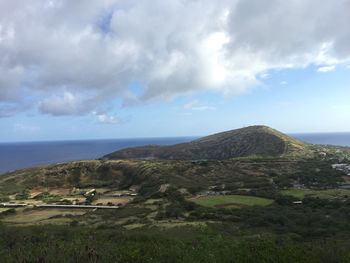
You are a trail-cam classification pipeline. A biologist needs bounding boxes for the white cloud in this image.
[317,65,336,73]
[0,0,349,116]
[92,111,120,124]
[184,100,216,111]
[280,81,288,85]
[260,73,270,79]
[38,92,92,116]
[0,66,23,101]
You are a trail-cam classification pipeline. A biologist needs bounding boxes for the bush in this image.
[69,220,79,227]
[275,195,299,205]
[0,225,350,262]
[165,203,184,219]
[34,192,62,203]
[0,195,10,202]
[15,190,30,200]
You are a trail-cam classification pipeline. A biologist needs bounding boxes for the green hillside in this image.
[103,125,313,160]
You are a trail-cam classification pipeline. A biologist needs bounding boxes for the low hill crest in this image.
[103,125,311,160]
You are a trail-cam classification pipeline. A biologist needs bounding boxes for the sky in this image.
[1,0,350,142]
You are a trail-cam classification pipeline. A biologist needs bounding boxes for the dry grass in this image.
[92,197,131,206]
[2,208,88,224]
[123,223,146,230]
[30,187,72,198]
[153,221,207,229]
[64,197,86,203]
[144,199,163,205]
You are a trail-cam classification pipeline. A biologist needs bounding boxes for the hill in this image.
[0,158,298,195]
[103,125,311,160]
[2,127,350,262]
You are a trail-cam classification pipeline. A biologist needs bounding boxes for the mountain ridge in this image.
[103,125,312,160]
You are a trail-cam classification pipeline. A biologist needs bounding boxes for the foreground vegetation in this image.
[1,224,350,263]
[1,155,350,261]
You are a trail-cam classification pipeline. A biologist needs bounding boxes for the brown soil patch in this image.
[92,197,131,206]
[2,209,88,224]
[30,187,72,198]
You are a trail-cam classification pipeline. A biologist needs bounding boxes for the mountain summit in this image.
[103,126,310,160]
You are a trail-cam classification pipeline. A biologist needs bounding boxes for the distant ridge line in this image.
[103,125,313,160]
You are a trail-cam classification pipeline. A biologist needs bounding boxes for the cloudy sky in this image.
[1,0,350,142]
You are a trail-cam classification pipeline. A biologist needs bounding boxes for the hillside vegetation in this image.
[103,126,313,160]
[2,126,350,261]
[1,224,350,263]
[0,158,346,206]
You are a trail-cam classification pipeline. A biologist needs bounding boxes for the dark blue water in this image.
[291,133,350,147]
[1,133,350,174]
[0,137,195,174]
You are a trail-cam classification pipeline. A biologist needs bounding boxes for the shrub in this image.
[0,195,10,202]
[15,190,30,200]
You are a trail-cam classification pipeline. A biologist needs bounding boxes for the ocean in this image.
[291,133,350,147]
[0,137,195,174]
[0,132,350,174]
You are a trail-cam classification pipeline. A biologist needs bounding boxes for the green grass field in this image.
[192,195,273,208]
[281,189,350,199]
[280,189,307,199]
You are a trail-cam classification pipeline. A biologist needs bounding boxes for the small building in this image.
[84,189,97,198]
